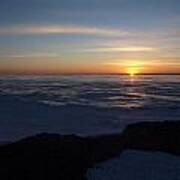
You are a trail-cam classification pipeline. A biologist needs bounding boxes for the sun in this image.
[127,67,139,76]
[130,72,135,77]
[124,60,143,76]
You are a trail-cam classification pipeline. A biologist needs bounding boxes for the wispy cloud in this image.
[0,53,58,58]
[83,47,155,52]
[102,58,180,67]
[0,24,127,36]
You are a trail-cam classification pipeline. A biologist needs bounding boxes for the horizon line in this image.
[0,73,180,76]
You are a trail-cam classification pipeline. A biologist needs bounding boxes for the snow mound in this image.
[87,150,180,180]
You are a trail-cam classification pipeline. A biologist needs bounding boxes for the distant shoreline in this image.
[0,73,180,76]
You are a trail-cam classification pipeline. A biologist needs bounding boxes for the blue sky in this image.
[0,0,180,74]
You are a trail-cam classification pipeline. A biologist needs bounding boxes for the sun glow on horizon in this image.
[125,61,143,76]
[127,66,139,76]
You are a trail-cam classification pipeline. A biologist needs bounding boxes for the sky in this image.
[0,0,180,74]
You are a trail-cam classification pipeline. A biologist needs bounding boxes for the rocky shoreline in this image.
[0,120,180,180]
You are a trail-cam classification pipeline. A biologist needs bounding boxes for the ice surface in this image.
[0,75,180,141]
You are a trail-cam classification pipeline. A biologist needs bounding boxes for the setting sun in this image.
[124,61,143,76]
[127,67,139,76]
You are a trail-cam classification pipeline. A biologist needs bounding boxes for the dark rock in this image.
[0,121,180,180]
[0,133,123,180]
[123,121,180,155]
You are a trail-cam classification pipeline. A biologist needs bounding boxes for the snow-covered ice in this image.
[0,75,180,141]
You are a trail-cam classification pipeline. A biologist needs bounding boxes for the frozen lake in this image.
[0,75,180,141]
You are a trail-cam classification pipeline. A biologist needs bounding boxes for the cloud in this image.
[0,24,127,37]
[1,53,58,58]
[83,47,155,52]
[102,58,180,67]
